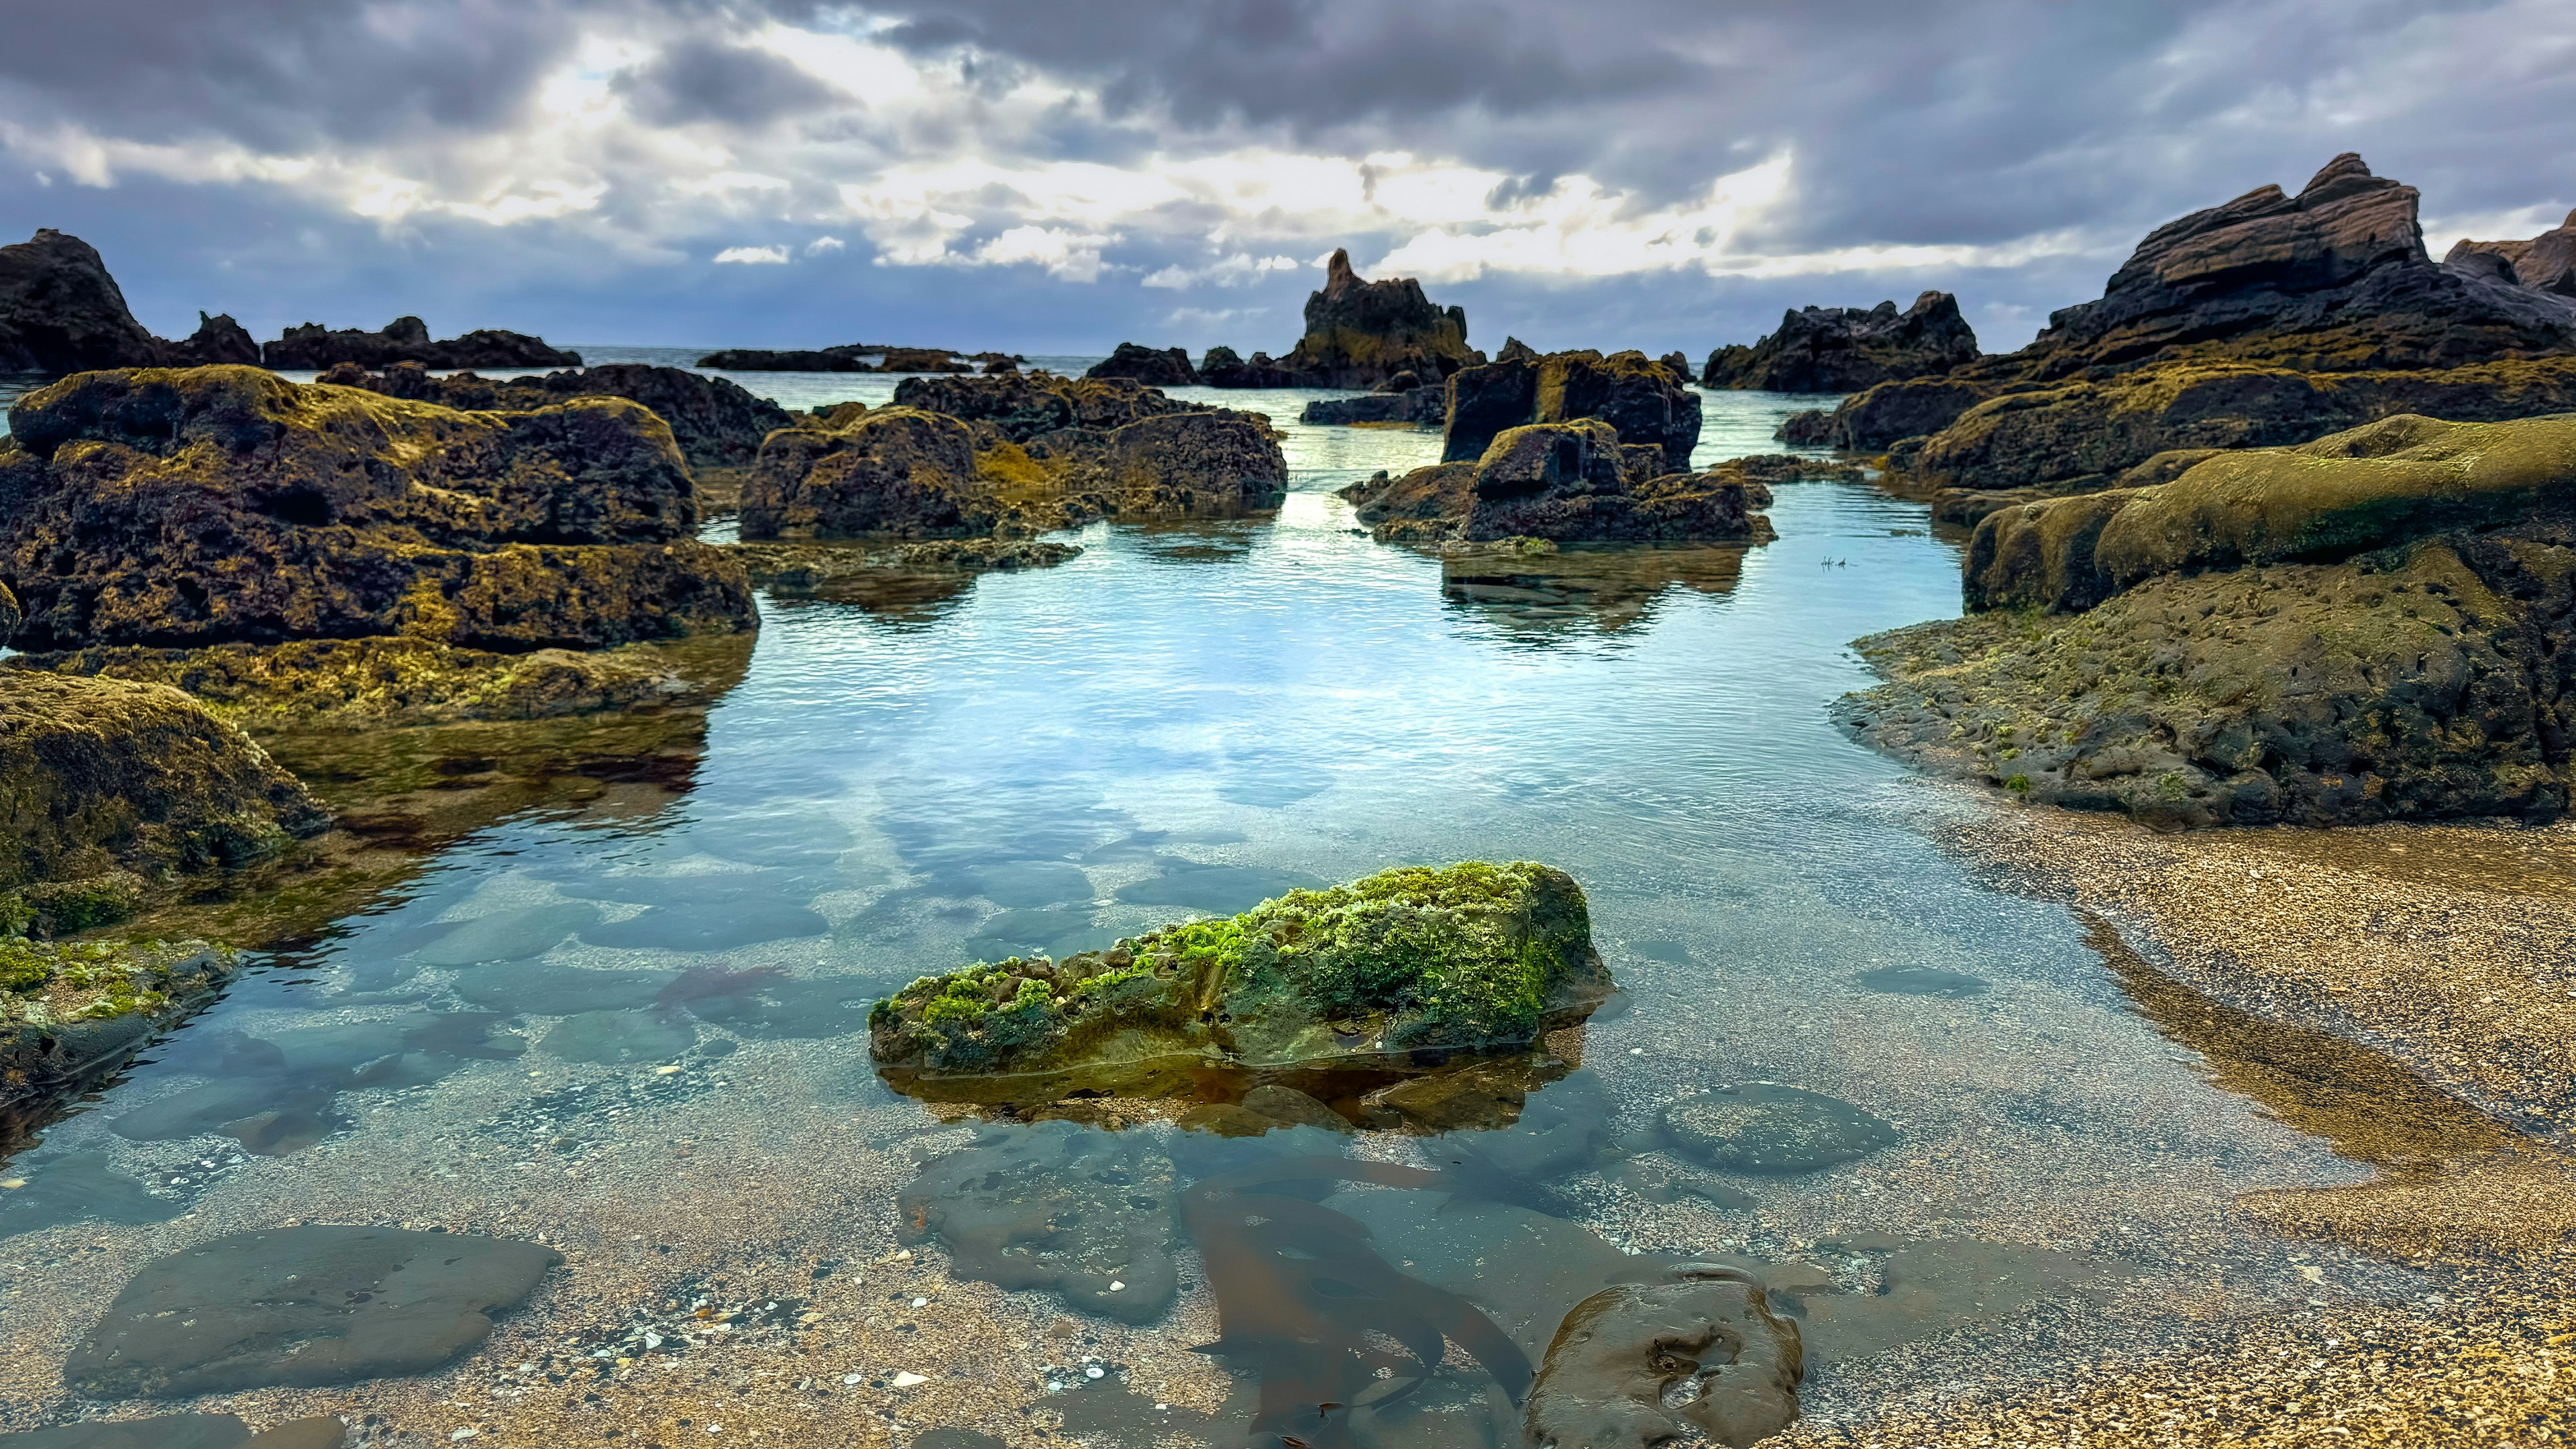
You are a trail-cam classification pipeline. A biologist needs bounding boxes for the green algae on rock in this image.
[869,861,1613,1101]
[2,937,235,1150]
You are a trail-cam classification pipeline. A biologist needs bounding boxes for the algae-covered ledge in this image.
[868,861,1615,1103]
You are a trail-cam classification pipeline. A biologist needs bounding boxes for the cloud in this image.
[1143,252,1304,289]
[714,244,790,264]
[804,235,847,254]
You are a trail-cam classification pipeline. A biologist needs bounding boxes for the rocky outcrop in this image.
[868,861,1614,1103]
[313,361,793,496]
[1299,383,1448,425]
[694,344,975,373]
[1442,349,1702,472]
[1210,250,1481,389]
[743,375,1287,539]
[1844,413,2576,827]
[263,316,579,370]
[1197,345,1298,388]
[1703,292,1980,392]
[2447,210,2576,298]
[0,366,753,652]
[0,230,260,375]
[1085,343,1197,386]
[1341,431,1807,545]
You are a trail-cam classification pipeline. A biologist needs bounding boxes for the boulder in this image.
[1778,376,1995,452]
[1299,386,1448,425]
[696,347,871,372]
[868,861,1615,1102]
[1266,249,1480,388]
[1442,349,1702,472]
[2017,154,2576,377]
[1085,411,1289,519]
[263,315,578,370]
[739,407,991,539]
[897,1122,1178,1324]
[1341,437,1798,545]
[1085,343,1197,386]
[1703,292,1980,392]
[169,313,261,367]
[2448,209,2576,298]
[1524,1267,1805,1449]
[1,672,327,892]
[890,371,1208,441]
[0,366,753,651]
[0,229,165,374]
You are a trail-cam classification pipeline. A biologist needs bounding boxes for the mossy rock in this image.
[869,861,1615,1102]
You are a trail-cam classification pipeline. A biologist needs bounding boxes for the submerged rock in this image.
[263,315,578,370]
[0,1414,346,1448]
[0,367,754,653]
[1523,1266,1804,1449]
[1085,343,1197,386]
[897,1121,1178,1324]
[869,861,1614,1103]
[1703,292,1979,393]
[63,1226,561,1396]
[1660,1083,1900,1175]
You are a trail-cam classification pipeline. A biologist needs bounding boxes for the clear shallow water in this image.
[0,386,2406,1444]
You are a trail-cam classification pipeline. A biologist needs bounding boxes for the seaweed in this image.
[1181,1155,1532,1448]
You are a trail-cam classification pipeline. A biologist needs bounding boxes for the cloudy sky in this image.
[4,0,2571,358]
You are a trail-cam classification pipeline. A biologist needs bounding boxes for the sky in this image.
[3,0,2572,359]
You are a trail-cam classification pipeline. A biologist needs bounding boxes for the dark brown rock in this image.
[168,313,260,367]
[2448,209,2576,298]
[1525,1267,1804,1449]
[0,366,752,651]
[890,371,1207,441]
[696,347,872,372]
[312,362,794,487]
[1298,386,1447,425]
[263,315,578,370]
[1197,345,1299,388]
[1263,248,1479,388]
[740,407,991,539]
[0,229,168,374]
[1085,342,1197,386]
[1344,422,1784,545]
[1442,349,1702,471]
[1703,292,1980,392]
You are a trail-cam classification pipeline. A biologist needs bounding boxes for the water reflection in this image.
[1440,542,1754,643]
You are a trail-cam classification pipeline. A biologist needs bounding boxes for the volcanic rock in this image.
[63,1226,560,1395]
[1703,292,1980,392]
[0,230,172,374]
[1198,345,1298,388]
[1342,434,1801,545]
[740,407,988,539]
[1085,343,1197,386]
[169,313,261,367]
[1263,249,1479,388]
[696,347,871,372]
[0,366,753,652]
[2448,209,2576,298]
[1441,349,1701,472]
[1298,386,1448,425]
[263,315,578,370]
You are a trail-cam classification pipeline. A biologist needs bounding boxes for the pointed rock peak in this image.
[2297,152,2394,205]
[1324,247,1357,291]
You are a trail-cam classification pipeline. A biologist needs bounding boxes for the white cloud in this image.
[1142,252,1303,289]
[804,235,847,255]
[714,244,790,264]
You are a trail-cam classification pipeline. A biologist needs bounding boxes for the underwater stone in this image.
[871,861,1614,1102]
[896,1121,1177,1324]
[64,1226,560,1397]
[1523,1267,1804,1449]
[1660,1083,1900,1175]
[1854,965,1990,998]
[539,1010,698,1064]
[578,899,828,951]
[1240,1085,1353,1133]
[0,1151,183,1237]
[453,961,676,1016]
[411,904,600,967]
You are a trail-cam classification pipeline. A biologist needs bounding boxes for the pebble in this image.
[891,1371,929,1388]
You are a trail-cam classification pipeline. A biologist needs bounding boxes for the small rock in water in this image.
[1854,965,1989,998]
[540,1010,699,1065]
[1660,1083,1899,1175]
[411,903,600,967]
[896,1121,1177,1324]
[1524,1265,1804,1449]
[0,1151,186,1236]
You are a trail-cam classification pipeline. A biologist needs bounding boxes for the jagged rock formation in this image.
[1338,431,1811,546]
[1703,292,1980,392]
[1442,349,1702,472]
[0,230,260,374]
[1299,382,1448,425]
[1085,343,1197,386]
[741,373,1287,539]
[313,361,792,498]
[1208,250,1481,389]
[1843,413,2576,827]
[263,316,579,370]
[694,345,977,373]
[2447,209,2576,298]
[0,366,753,652]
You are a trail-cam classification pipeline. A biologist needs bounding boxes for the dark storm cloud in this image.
[613,38,845,125]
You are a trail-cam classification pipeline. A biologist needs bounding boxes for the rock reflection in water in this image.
[1183,1155,1534,1449]
[1438,542,1750,642]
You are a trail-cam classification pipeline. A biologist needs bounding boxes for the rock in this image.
[1267,249,1479,388]
[1299,388,1448,425]
[739,407,989,539]
[1523,1267,1803,1449]
[0,1414,345,1449]
[1703,292,1979,392]
[0,367,754,652]
[890,371,1208,441]
[1441,350,1701,473]
[1843,535,2576,827]
[1356,1057,1537,1133]
[897,1121,1177,1324]
[169,313,261,367]
[1342,436,1791,546]
[1085,343,1197,386]
[539,1010,697,1064]
[0,229,167,374]
[2449,209,2576,298]
[0,1150,184,1238]
[1087,411,1288,519]
[1660,1084,1899,1175]
[1454,1068,1613,1179]
[1240,1084,1353,1132]
[63,1226,560,1396]
[1196,345,1300,388]
[1909,357,2576,496]
[2019,154,2576,377]
[263,315,578,370]
[870,861,1615,1104]
[0,673,326,892]
[1964,413,2576,611]
[696,347,872,372]
[1799,376,1995,451]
